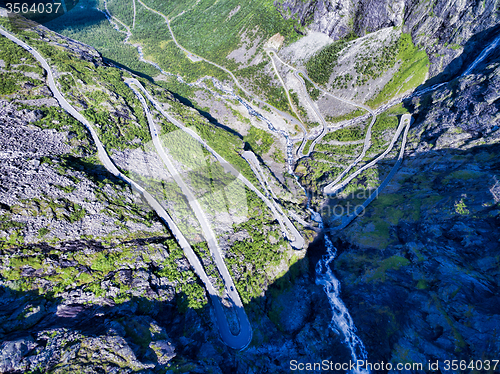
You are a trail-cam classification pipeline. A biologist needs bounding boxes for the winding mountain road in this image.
[126,80,252,349]
[266,48,416,229]
[292,70,327,156]
[324,111,410,196]
[0,27,253,350]
[135,0,303,130]
[266,49,377,168]
[124,78,305,249]
[330,114,412,230]
[265,50,308,154]
[242,150,278,201]
[241,150,300,232]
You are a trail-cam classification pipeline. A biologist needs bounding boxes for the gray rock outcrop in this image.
[275,0,500,77]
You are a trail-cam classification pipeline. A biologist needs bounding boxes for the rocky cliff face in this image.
[274,0,500,77]
[327,44,500,368]
[0,23,343,373]
[274,0,405,39]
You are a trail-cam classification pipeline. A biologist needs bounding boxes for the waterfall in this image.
[462,33,500,76]
[100,10,371,367]
[315,213,369,374]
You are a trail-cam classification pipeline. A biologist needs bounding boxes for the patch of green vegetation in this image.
[237,60,291,113]
[289,89,307,119]
[155,76,195,99]
[344,192,407,249]
[244,126,274,155]
[443,170,484,185]
[0,73,21,94]
[0,215,25,231]
[0,42,44,96]
[295,157,342,191]
[365,255,410,282]
[306,37,353,85]
[229,105,251,124]
[16,195,88,225]
[106,0,135,25]
[371,193,406,209]
[128,3,231,83]
[353,36,399,87]
[37,227,50,238]
[194,163,249,220]
[315,142,362,155]
[0,33,38,68]
[386,103,409,115]
[323,123,364,142]
[0,236,207,306]
[302,139,312,154]
[225,188,292,304]
[146,0,303,69]
[54,184,77,193]
[332,72,354,90]
[67,202,86,223]
[20,105,91,149]
[326,108,366,123]
[335,167,381,197]
[367,33,429,107]
[90,250,126,273]
[301,74,320,101]
[416,279,428,289]
[454,198,469,215]
[270,146,284,163]
[367,110,399,151]
[1,230,26,250]
[372,111,398,133]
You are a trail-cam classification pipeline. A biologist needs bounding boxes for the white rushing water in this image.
[462,33,500,76]
[311,30,500,374]
[312,211,369,373]
[119,34,368,370]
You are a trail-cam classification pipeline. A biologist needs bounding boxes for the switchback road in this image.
[0,27,253,350]
[127,80,252,350]
[124,78,305,250]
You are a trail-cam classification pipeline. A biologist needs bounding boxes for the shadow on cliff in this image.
[0,235,352,372]
[417,23,500,89]
[404,25,500,139]
[44,2,107,35]
[320,140,500,368]
[162,91,244,140]
[59,154,127,187]
[5,143,499,371]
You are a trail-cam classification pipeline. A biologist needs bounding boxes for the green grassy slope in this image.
[46,0,158,76]
[1,22,303,308]
[367,33,429,107]
[144,0,302,68]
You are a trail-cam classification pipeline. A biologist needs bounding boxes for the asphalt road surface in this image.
[124,78,305,250]
[0,27,252,350]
